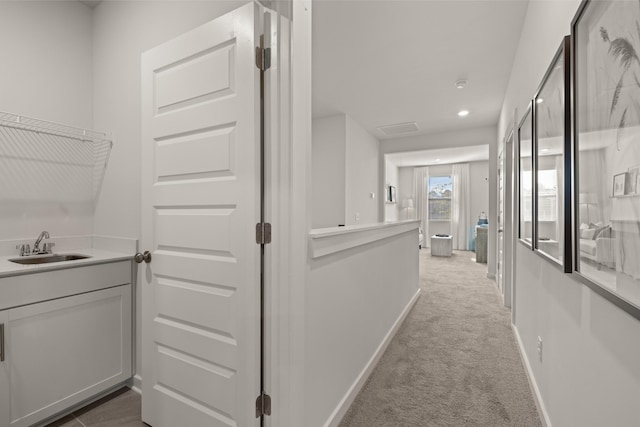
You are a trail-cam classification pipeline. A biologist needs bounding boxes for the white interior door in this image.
[141,4,261,426]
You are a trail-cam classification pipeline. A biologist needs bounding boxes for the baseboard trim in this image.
[131,374,142,394]
[512,324,551,427]
[487,273,496,280]
[325,288,422,427]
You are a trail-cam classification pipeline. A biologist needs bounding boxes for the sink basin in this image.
[9,254,91,265]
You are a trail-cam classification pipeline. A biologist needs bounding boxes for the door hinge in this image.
[255,392,271,417]
[256,223,272,245]
[255,46,271,71]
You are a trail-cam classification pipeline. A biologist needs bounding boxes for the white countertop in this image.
[0,248,133,278]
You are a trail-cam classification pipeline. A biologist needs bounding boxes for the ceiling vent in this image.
[377,122,419,136]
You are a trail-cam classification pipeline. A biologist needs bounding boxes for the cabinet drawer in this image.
[0,261,131,311]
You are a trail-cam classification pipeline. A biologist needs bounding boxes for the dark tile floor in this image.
[46,387,145,427]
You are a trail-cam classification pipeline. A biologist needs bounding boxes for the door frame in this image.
[501,110,518,318]
[265,1,311,426]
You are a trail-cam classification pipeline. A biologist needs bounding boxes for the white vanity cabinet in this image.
[0,260,133,427]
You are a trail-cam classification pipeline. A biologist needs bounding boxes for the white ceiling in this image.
[312,0,529,140]
[386,144,489,167]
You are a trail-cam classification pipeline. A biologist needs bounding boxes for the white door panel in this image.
[155,127,235,179]
[154,44,235,111]
[141,4,261,426]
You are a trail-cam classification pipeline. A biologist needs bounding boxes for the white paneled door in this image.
[141,4,262,426]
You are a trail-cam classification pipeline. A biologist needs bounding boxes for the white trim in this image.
[512,324,551,427]
[309,219,419,239]
[309,220,420,258]
[325,289,422,427]
[277,2,312,426]
[131,374,142,395]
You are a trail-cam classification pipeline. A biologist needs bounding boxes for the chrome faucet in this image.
[32,231,51,255]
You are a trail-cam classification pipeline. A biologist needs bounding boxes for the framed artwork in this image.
[533,36,571,269]
[518,104,534,247]
[629,165,640,194]
[613,172,627,196]
[386,185,397,204]
[573,0,640,317]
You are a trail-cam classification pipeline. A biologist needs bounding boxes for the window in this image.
[521,169,558,222]
[428,176,452,220]
[537,169,558,222]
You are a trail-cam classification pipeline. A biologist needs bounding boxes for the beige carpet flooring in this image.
[339,250,541,427]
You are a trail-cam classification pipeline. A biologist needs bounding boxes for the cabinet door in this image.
[0,310,8,427]
[7,285,132,427]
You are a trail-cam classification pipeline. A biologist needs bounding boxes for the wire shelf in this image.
[0,111,113,205]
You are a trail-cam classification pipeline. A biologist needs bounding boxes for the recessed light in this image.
[455,79,468,89]
[541,148,550,152]
[434,158,441,162]
[458,110,469,117]
[536,98,544,104]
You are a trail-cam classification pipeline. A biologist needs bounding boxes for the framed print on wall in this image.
[630,165,640,194]
[573,0,640,317]
[534,36,572,271]
[612,172,627,196]
[518,104,534,247]
[385,185,397,204]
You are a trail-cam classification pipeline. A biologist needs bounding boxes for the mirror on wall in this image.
[573,0,640,313]
[534,36,570,269]
[518,105,533,246]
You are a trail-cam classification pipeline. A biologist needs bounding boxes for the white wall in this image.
[0,1,93,129]
[0,1,94,240]
[312,115,347,228]
[384,160,399,221]
[306,228,419,426]
[397,166,414,222]
[91,0,249,387]
[500,1,640,425]
[345,115,379,225]
[312,113,380,228]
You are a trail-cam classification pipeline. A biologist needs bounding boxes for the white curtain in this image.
[413,167,429,246]
[452,163,470,250]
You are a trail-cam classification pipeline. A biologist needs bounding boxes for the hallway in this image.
[340,250,540,426]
